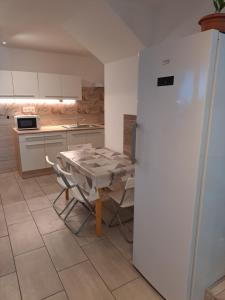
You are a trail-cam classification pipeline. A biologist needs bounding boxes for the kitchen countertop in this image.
[13,124,104,135]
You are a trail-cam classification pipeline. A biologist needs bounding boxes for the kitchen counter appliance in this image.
[14,115,40,130]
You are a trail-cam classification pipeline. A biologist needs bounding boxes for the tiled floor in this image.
[0,171,163,300]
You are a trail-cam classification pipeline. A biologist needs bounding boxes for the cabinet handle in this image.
[45,135,65,140]
[45,140,64,145]
[24,136,45,141]
[25,142,45,146]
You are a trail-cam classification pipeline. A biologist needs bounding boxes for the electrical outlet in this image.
[22,106,36,113]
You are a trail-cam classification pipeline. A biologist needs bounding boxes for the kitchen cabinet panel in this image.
[45,133,67,164]
[0,71,13,96]
[38,73,62,97]
[84,131,104,148]
[62,75,82,100]
[19,138,46,172]
[67,131,86,149]
[12,71,38,97]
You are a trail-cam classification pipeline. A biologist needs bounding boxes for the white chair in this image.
[67,143,93,151]
[45,156,75,216]
[108,177,135,243]
[56,164,99,235]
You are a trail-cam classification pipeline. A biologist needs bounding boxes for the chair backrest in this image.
[125,177,135,190]
[46,155,54,166]
[68,143,93,151]
[56,164,96,204]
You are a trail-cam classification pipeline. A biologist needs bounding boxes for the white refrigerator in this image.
[133,30,225,300]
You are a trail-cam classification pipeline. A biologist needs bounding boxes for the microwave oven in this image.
[14,115,40,130]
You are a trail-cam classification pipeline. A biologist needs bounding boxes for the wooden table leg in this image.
[95,191,102,236]
[65,189,69,201]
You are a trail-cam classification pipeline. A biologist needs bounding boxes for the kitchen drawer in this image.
[19,134,45,144]
[44,132,67,141]
[67,129,104,148]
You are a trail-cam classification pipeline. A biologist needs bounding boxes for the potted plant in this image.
[199,0,225,32]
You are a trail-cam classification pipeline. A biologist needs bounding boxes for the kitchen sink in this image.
[62,124,99,129]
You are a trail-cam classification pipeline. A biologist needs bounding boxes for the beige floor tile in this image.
[42,184,62,197]
[35,175,56,188]
[82,239,138,290]
[45,291,68,300]
[105,226,133,261]
[0,172,15,181]
[46,192,62,202]
[43,229,87,271]
[0,204,8,237]
[0,177,24,206]
[113,278,163,300]
[59,261,114,300]
[0,272,21,300]
[16,177,44,200]
[0,236,15,276]
[15,247,63,300]
[32,207,65,235]
[4,201,32,226]
[26,195,51,212]
[9,220,44,256]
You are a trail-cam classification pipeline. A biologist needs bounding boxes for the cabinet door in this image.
[0,71,13,96]
[45,133,67,164]
[84,130,104,148]
[38,73,62,97]
[62,75,82,100]
[19,135,46,172]
[67,131,86,150]
[12,71,38,97]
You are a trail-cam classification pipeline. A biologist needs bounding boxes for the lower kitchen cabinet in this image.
[16,129,104,178]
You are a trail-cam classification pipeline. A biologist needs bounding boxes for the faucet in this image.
[77,118,86,127]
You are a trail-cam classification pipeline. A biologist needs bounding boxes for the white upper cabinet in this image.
[62,75,82,100]
[12,71,38,97]
[38,73,62,97]
[0,70,14,96]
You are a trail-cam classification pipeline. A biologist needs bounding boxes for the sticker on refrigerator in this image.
[157,76,174,86]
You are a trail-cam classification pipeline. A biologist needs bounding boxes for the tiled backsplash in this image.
[0,87,104,173]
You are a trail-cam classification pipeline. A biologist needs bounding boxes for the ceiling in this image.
[0,0,91,55]
[0,0,213,62]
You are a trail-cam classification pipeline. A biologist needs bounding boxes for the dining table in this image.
[60,147,135,236]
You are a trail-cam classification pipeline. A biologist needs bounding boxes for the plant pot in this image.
[199,13,225,33]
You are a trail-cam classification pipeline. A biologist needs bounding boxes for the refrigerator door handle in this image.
[131,122,137,163]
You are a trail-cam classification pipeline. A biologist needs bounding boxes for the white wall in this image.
[0,46,104,86]
[104,56,138,152]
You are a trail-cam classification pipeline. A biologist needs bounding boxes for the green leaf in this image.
[221,1,225,10]
[213,0,220,12]
[218,0,225,11]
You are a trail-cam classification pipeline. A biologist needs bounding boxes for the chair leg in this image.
[109,206,121,227]
[63,199,78,220]
[53,188,66,207]
[116,212,133,243]
[58,197,76,217]
[63,199,96,235]
[65,211,93,235]
[109,204,133,243]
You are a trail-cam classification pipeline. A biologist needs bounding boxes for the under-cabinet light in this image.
[0,98,77,105]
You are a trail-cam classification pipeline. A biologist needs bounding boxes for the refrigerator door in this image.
[133,30,219,300]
